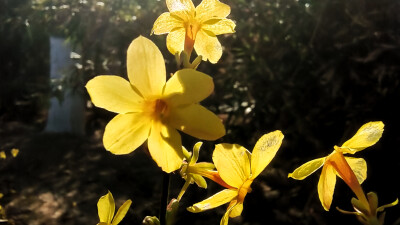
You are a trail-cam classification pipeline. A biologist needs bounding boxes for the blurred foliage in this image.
[1,0,400,224]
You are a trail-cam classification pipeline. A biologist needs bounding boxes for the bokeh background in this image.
[1,0,399,224]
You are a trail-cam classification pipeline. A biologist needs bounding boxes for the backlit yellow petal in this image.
[194,29,222,64]
[148,121,184,173]
[103,113,151,155]
[163,69,214,106]
[167,0,195,13]
[288,157,326,180]
[11,148,19,157]
[196,0,231,22]
[221,202,236,225]
[250,130,284,179]
[318,164,337,211]
[341,121,384,154]
[86,76,143,114]
[0,151,5,159]
[111,199,132,225]
[152,12,183,35]
[202,18,236,35]
[166,28,186,55]
[229,202,243,218]
[213,144,251,188]
[127,36,166,99]
[168,104,225,140]
[98,191,115,224]
[344,157,367,184]
[187,189,237,213]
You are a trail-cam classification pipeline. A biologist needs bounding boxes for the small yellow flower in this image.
[97,191,132,225]
[288,121,384,211]
[0,151,5,159]
[152,0,236,63]
[11,148,19,157]
[188,131,284,225]
[178,142,231,200]
[86,36,225,173]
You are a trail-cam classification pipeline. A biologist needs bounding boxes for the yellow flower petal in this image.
[229,202,243,218]
[103,113,151,155]
[127,36,166,99]
[288,157,326,180]
[194,29,222,63]
[187,189,237,213]
[111,199,132,225]
[202,18,236,35]
[250,130,284,179]
[167,0,195,13]
[163,69,214,106]
[195,0,231,22]
[213,144,251,188]
[148,121,184,173]
[341,121,384,154]
[318,164,337,211]
[86,75,143,114]
[344,157,367,184]
[98,191,115,224]
[168,104,225,140]
[221,202,236,225]
[152,12,183,35]
[166,27,186,55]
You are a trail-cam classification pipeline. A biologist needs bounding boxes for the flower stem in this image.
[160,172,170,225]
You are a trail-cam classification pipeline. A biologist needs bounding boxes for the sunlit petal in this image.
[148,121,184,173]
[202,18,236,35]
[86,75,143,114]
[341,121,384,154]
[111,199,132,225]
[166,28,186,55]
[167,0,195,13]
[318,164,337,211]
[98,191,115,224]
[288,157,326,180]
[163,69,214,106]
[168,104,225,140]
[152,12,183,35]
[103,113,151,155]
[250,130,284,178]
[127,36,166,99]
[187,189,237,213]
[221,202,236,225]
[194,29,222,63]
[213,144,251,188]
[196,0,231,22]
[344,157,367,184]
[229,202,243,218]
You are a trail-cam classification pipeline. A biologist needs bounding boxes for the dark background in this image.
[0,0,399,224]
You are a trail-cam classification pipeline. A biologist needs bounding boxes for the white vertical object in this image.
[45,36,85,135]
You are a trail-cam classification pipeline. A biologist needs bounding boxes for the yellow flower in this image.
[97,191,132,225]
[11,148,19,157]
[152,0,236,63]
[0,151,5,159]
[288,121,384,211]
[86,36,225,173]
[188,131,284,225]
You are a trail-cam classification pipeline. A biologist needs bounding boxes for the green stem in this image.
[160,172,170,225]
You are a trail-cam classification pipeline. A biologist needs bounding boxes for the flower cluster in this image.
[86,0,397,225]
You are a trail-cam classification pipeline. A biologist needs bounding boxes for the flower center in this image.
[144,99,169,121]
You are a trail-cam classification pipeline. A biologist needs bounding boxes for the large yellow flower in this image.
[152,0,236,64]
[86,36,225,173]
[288,121,384,210]
[188,131,284,225]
